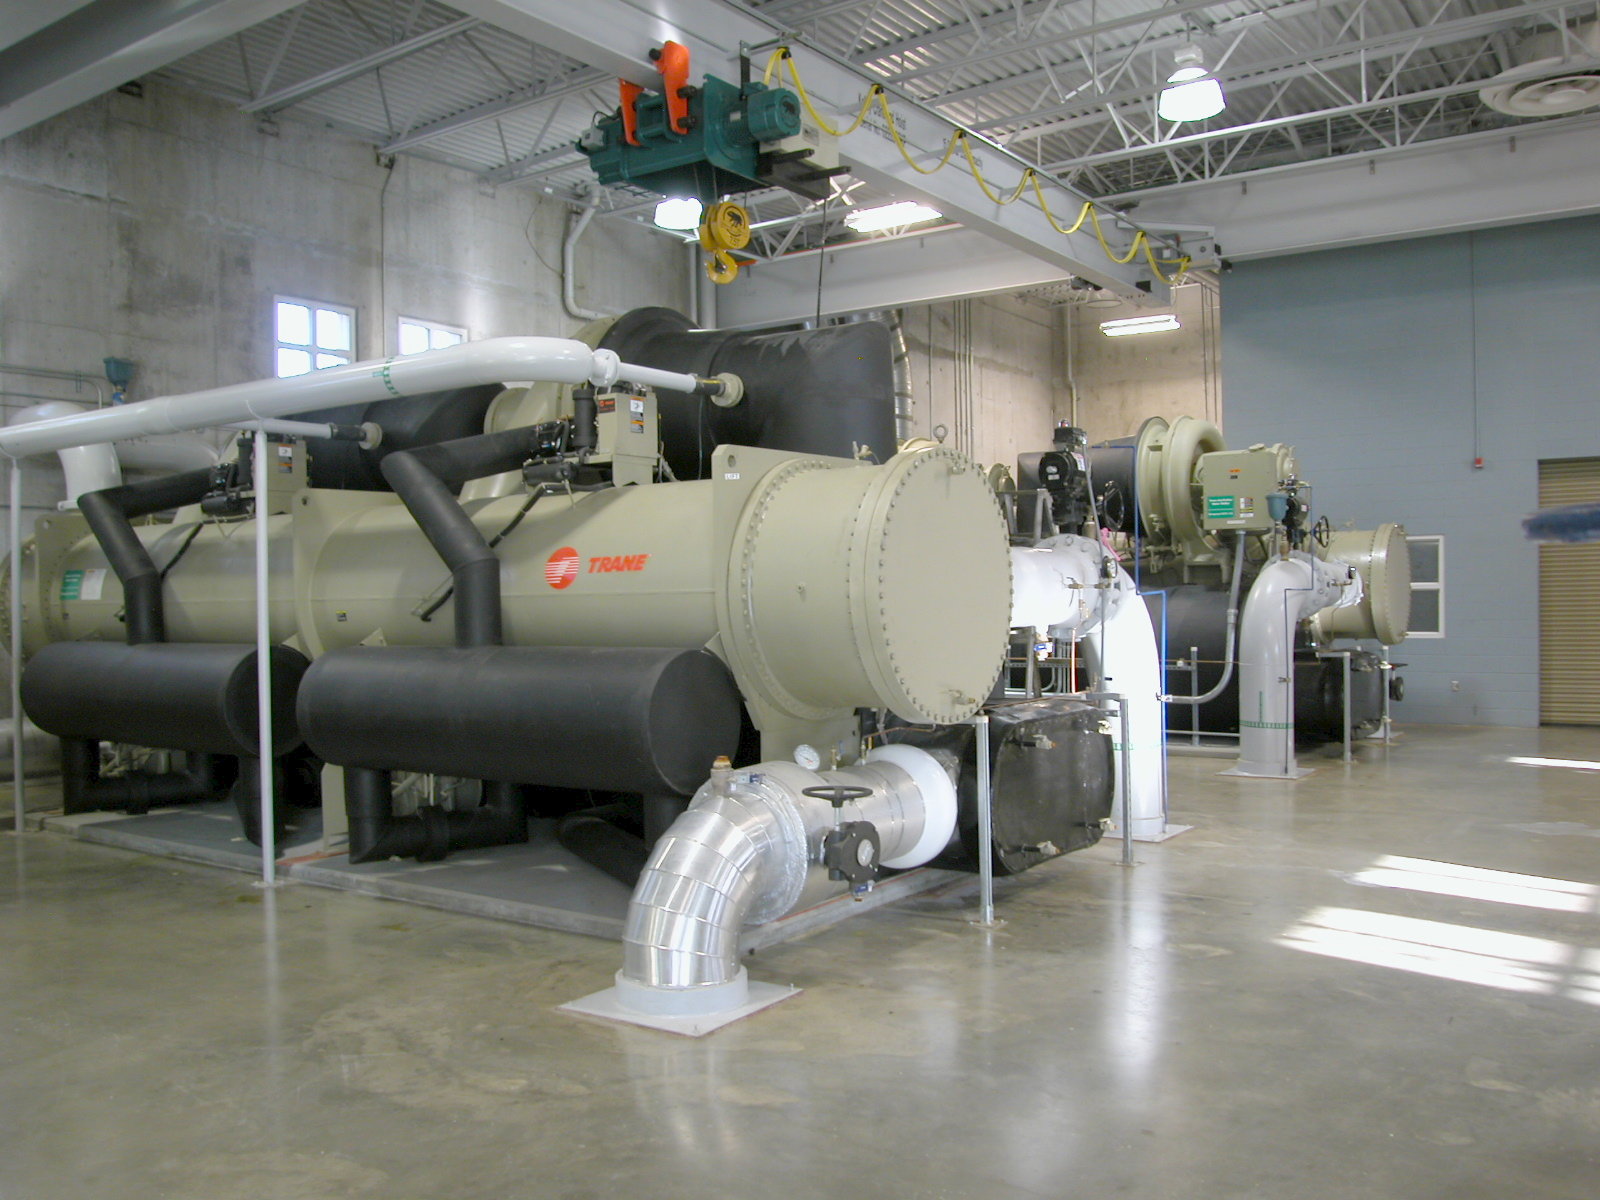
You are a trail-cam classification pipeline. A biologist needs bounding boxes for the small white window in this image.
[1407,535,1444,638]
[275,297,354,378]
[398,316,467,356]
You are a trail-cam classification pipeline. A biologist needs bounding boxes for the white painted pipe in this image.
[1233,553,1361,778]
[7,402,123,505]
[114,434,220,474]
[0,339,704,459]
[1015,534,1166,839]
[1009,540,1102,636]
[1077,564,1166,839]
[562,196,609,323]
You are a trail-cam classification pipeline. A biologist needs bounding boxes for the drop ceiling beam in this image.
[450,0,1187,300]
[0,0,306,141]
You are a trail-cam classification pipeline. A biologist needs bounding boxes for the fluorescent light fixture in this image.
[1100,314,1180,337]
[843,201,942,233]
[1158,44,1226,123]
[653,197,703,230]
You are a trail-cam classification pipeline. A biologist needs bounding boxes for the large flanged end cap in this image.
[853,447,1012,724]
[1314,522,1412,644]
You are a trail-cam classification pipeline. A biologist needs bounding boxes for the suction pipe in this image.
[616,747,956,1018]
[1076,566,1166,839]
[7,402,123,504]
[1232,553,1361,778]
[0,339,730,460]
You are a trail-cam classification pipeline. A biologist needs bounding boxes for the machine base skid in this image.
[560,981,800,1037]
[35,801,976,948]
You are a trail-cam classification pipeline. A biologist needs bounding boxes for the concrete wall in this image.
[0,79,686,527]
[901,294,1065,471]
[1064,282,1221,445]
[1224,214,1600,726]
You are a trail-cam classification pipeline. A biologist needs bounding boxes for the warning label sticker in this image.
[60,568,107,602]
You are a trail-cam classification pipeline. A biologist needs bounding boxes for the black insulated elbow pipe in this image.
[60,737,234,816]
[344,769,528,864]
[378,426,540,649]
[77,468,215,644]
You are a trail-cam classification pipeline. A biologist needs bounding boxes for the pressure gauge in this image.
[793,743,823,771]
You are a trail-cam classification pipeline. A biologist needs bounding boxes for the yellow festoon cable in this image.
[760,47,1192,285]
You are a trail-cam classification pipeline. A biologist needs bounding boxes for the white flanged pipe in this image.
[6,402,123,505]
[1233,553,1362,778]
[616,745,957,1018]
[0,339,717,459]
[1077,565,1166,838]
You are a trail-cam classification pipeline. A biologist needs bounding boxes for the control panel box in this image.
[592,388,659,487]
[1198,447,1291,532]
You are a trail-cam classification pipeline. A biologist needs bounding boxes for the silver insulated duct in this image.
[614,745,957,1017]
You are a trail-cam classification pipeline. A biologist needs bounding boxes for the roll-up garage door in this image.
[1539,457,1600,726]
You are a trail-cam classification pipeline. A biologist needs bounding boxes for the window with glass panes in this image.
[1407,535,1444,638]
[275,297,354,377]
[398,317,466,355]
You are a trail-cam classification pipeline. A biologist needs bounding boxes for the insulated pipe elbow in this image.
[616,748,957,1018]
[7,402,123,504]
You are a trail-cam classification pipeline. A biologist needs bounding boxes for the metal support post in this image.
[1315,649,1354,763]
[8,459,23,833]
[253,427,277,887]
[1117,698,1133,867]
[974,711,995,926]
[1377,645,1395,744]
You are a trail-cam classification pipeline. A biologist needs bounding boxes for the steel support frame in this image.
[1121,114,1600,260]
[450,0,1182,300]
[0,0,306,141]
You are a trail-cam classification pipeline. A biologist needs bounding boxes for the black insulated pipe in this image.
[344,769,528,864]
[556,803,648,887]
[599,307,897,480]
[379,426,540,649]
[77,468,215,644]
[59,738,234,816]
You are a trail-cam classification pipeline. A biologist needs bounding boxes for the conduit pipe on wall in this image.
[0,339,726,460]
[563,194,610,323]
[617,747,956,1018]
[1230,553,1361,779]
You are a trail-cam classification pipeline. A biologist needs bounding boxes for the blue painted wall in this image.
[1223,215,1600,726]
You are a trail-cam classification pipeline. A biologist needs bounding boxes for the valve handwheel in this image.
[802,784,874,808]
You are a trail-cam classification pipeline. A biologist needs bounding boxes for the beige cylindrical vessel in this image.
[1311,522,1411,645]
[22,447,1013,728]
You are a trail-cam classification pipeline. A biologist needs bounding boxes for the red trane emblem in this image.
[544,546,580,589]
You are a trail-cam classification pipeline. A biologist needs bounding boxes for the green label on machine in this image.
[1205,495,1235,520]
[60,569,85,602]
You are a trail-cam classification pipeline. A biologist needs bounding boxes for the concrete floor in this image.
[3,725,1598,1200]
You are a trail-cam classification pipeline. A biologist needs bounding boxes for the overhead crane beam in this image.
[452,0,1193,303]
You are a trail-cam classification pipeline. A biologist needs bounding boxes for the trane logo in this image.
[543,547,650,589]
[543,546,580,589]
[588,554,650,574]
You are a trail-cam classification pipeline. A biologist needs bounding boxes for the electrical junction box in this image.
[1198,445,1295,532]
[591,387,659,487]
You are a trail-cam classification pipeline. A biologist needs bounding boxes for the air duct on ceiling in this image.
[1479,21,1600,118]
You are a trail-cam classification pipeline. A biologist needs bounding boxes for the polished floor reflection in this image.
[3,725,1599,1199]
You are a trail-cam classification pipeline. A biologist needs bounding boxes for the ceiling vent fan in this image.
[1479,21,1600,117]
